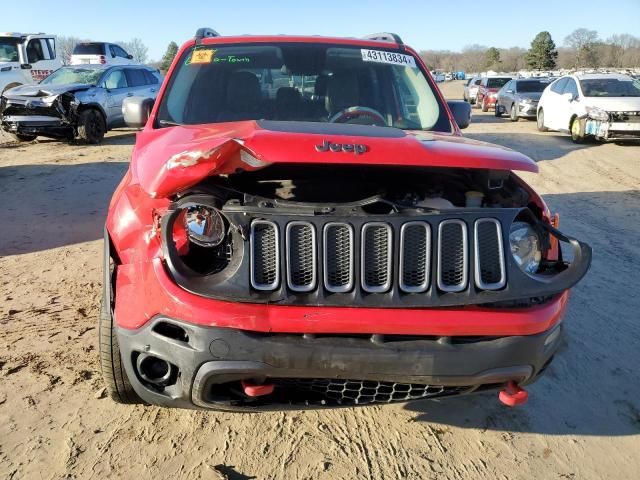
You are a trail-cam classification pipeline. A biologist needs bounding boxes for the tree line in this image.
[420,29,640,72]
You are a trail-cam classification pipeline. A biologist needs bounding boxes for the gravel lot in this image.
[1,80,639,479]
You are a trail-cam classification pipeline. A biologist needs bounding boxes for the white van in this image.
[70,42,135,66]
[0,32,62,94]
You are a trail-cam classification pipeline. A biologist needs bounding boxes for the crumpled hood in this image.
[131,120,538,198]
[583,96,640,112]
[3,83,93,98]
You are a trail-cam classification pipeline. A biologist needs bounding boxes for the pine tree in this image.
[160,42,179,72]
[484,47,501,70]
[526,32,558,70]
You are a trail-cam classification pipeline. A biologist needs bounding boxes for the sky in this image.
[4,0,640,60]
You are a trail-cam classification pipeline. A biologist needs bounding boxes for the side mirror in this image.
[447,100,471,129]
[127,54,133,60]
[506,89,514,94]
[122,96,154,128]
[562,92,576,102]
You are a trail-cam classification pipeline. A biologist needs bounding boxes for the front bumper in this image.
[1,115,73,139]
[517,102,538,117]
[117,316,562,410]
[585,118,640,141]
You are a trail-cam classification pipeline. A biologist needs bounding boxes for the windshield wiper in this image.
[158,119,184,127]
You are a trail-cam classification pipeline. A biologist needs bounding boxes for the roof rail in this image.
[363,32,404,47]
[194,27,220,42]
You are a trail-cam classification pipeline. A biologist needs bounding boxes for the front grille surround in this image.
[323,222,355,293]
[399,221,431,293]
[285,221,317,292]
[474,218,506,290]
[361,223,393,293]
[437,219,468,293]
[250,220,280,291]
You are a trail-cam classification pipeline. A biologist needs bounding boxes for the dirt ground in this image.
[1,80,639,480]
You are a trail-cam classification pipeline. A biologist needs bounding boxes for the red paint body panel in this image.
[113,257,568,336]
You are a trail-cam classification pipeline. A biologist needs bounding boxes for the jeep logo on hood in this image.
[315,139,368,155]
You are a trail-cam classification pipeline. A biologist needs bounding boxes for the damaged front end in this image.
[0,89,81,139]
[583,108,640,141]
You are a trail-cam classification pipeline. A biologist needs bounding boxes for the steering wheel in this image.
[329,106,387,126]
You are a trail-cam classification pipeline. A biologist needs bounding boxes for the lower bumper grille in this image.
[274,378,469,406]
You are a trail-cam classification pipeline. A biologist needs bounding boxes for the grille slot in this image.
[323,223,354,293]
[361,223,393,293]
[250,220,280,290]
[437,220,468,292]
[286,222,317,292]
[399,222,431,293]
[474,218,506,290]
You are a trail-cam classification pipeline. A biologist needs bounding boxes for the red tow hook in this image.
[241,380,275,397]
[498,381,529,407]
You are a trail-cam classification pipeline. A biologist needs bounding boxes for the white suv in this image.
[0,32,62,94]
[70,42,135,66]
[537,73,640,143]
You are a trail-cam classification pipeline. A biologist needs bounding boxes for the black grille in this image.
[250,221,279,290]
[274,378,468,406]
[324,223,354,292]
[400,222,430,292]
[362,223,392,292]
[475,219,505,289]
[438,220,467,292]
[286,222,316,291]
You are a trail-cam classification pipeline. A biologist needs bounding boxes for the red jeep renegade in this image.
[100,29,591,410]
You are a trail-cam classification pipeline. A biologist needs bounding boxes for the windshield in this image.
[0,37,20,62]
[579,78,640,97]
[40,67,103,85]
[73,43,104,55]
[516,80,549,93]
[157,43,451,132]
[487,78,511,88]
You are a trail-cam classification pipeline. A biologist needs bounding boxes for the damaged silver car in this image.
[0,64,161,143]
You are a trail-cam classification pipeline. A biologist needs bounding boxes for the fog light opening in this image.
[136,354,173,386]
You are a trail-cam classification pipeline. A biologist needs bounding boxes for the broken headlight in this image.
[184,205,226,247]
[585,106,609,122]
[509,221,542,274]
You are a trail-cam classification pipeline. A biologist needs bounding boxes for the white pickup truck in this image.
[0,32,62,94]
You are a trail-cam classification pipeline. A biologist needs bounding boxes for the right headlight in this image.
[184,205,226,247]
[509,221,542,274]
[585,106,609,122]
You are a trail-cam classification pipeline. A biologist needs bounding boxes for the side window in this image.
[26,39,45,63]
[563,79,579,97]
[124,68,146,87]
[109,45,117,58]
[104,69,128,89]
[115,46,129,58]
[550,78,568,94]
[474,78,482,85]
[143,70,159,85]
[45,38,56,59]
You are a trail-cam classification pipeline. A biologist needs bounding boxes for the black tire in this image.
[570,116,586,144]
[12,133,37,142]
[99,244,141,404]
[537,109,548,132]
[510,103,519,122]
[77,109,106,144]
[494,101,502,117]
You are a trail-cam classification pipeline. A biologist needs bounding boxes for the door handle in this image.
[150,89,156,93]
[126,92,134,97]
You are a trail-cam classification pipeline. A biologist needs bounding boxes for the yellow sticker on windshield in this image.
[191,48,215,64]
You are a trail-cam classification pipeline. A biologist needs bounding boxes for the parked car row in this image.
[485,72,640,142]
[0,33,160,144]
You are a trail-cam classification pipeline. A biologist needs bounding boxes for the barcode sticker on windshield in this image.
[361,49,417,68]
